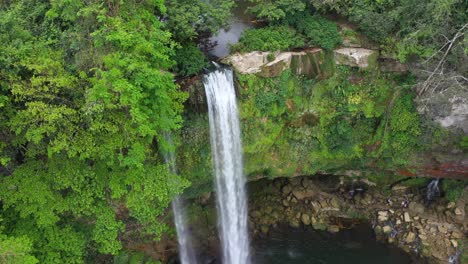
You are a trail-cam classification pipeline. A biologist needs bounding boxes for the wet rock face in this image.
[334,48,378,69]
[416,83,468,134]
[222,49,324,78]
[248,176,467,264]
[434,96,468,133]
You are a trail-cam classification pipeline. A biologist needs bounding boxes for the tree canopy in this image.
[0,0,189,262]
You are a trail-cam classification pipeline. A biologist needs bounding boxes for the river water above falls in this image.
[208,1,253,58]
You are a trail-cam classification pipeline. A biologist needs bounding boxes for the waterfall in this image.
[171,198,196,264]
[164,134,197,264]
[204,68,250,264]
[426,178,440,201]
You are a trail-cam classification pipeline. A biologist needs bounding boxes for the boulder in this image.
[334,48,378,69]
[404,212,412,222]
[301,214,311,225]
[378,211,389,222]
[281,184,292,195]
[405,232,416,243]
[223,48,324,78]
[383,225,392,234]
[437,224,448,234]
[289,218,300,228]
[292,189,315,200]
[391,184,410,193]
[450,239,458,248]
[378,57,408,73]
[328,225,340,233]
[409,202,425,214]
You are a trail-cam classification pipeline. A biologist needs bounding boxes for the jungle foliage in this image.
[231,14,341,52]
[0,0,196,262]
[246,0,467,62]
[178,67,423,187]
[230,26,305,52]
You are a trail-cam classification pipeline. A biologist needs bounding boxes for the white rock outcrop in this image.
[334,48,378,69]
[223,48,323,78]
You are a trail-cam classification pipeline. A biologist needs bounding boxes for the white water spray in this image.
[426,178,440,201]
[204,68,250,264]
[164,135,197,264]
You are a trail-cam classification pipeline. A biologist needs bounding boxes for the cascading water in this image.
[164,134,197,264]
[204,67,250,264]
[426,178,440,201]
[171,198,196,264]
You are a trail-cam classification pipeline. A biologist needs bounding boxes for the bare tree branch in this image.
[418,23,468,96]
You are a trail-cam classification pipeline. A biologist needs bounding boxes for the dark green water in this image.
[252,225,421,264]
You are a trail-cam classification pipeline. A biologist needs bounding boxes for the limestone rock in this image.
[378,211,389,222]
[378,57,408,73]
[292,189,315,200]
[329,198,340,208]
[282,185,292,195]
[454,207,463,215]
[383,225,392,234]
[391,184,410,193]
[437,225,448,234]
[334,48,378,69]
[301,178,314,189]
[328,225,340,233]
[451,231,463,239]
[301,214,311,225]
[224,49,324,78]
[450,239,458,248]
[405,232,416,243]
[409,202,425,214]
[404,212,411,222]
[289,218,300,228]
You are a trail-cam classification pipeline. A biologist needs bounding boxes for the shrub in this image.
[230,26,305,52]
[286,13,342,50]
[172,44,208,77]
[442,179,466,202]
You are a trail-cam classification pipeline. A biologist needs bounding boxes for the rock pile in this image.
[248,176,467,264]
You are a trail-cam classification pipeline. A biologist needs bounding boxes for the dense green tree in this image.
[0,0,188,262]
[172,44,209,77]
[165,0,235,42]
[230,26,305,52]
[0,233,38,264]
[309,0,467,61]
[247,0,306,21]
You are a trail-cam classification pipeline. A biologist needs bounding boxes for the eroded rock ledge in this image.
[222,48,324,78]
[222,47,406,78]
[248,176,467,263]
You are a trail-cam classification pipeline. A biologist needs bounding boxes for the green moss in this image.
[176,114,212,190]
[178,66,426,186]
[442,179,466,202]
[460,136,468,151]
[400,178,428,188]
